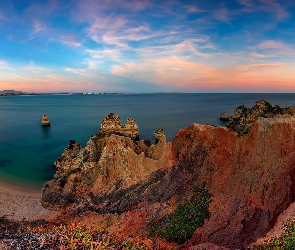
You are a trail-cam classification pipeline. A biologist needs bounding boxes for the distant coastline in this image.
[0,90,138,96]
[0,89,183,96]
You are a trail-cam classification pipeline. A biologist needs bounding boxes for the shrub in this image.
[149,186,211,244]
[252,220,295,250]
[1,222,156,249]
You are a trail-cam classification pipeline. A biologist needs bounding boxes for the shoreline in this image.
[0,180,59,221]
[0,180,43,197]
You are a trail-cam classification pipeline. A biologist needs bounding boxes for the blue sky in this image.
[0,0,295,92]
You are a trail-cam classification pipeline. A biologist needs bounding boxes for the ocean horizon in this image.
[1,93,295,189]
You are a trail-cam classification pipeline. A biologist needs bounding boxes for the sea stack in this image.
[219,111,230,121]
[41,114,51,126]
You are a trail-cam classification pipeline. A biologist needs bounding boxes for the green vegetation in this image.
[149,186,211,244]
[1,222,165,249]
[253,220,295,250]
[28,223,154,249]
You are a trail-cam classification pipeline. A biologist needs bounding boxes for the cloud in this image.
[213,8,231,23]
[238,0,290,21]
[239,62,284,70]
[63,59,99,76]
[0,60,13,70]
[238,0,253,7]
[23,62,47,74]
[33,20,46,33]
[259,0,290,20]
[254,40,295,57]
[185,5,207,13]
[60,35,82,47]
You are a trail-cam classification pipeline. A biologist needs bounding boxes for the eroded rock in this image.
[219,112,230,121]
[41,114,50,126]
[221,100,295,136]
[100,113,139,140]
[42,113,175,211]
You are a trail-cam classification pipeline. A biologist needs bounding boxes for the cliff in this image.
[42,107,295,248]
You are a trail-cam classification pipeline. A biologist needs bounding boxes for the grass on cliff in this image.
[0,221,170,250]
[149,186,212,245]
[253,220,295,250]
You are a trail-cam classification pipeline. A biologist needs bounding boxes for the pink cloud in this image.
[60,35,82,47]
[110,53,295,92]
[254,40,295,57]
[185,5,207,13]
[33,20,46,33]
[213,8,231,24]
[246,62,283,69]
[238,0,253,7]
[259,0,290,20]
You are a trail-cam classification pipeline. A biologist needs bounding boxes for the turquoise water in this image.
[1,93,295,189]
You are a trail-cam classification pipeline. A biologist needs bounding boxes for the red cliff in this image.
[42,109,295,248]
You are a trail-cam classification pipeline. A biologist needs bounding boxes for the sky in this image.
[0,0,295,93]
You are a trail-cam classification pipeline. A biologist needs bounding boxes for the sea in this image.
[1,93,295,190]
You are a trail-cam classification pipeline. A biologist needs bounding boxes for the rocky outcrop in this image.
[221,100,295,136]
[154,128,165,143]
[219,112,230,121]
[42,109,295,248]
[100,113,139,139]
[42,113,175,212]
[41,114,50,126]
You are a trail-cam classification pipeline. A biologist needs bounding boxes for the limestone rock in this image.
[42,113,175,211]
[41,114,50,126]
[224,100,295,136]
[100,113,139,140]
[219,112,230,121]
[154,128,165,143]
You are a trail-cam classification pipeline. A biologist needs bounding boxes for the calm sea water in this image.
[1,93,295,189]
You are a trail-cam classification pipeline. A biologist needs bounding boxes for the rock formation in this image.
[41,114,50,126]
[100,113,139,140]
[42,113,174,212]
[154,128,165,143]
[219,112,230,121]
[42,107,295,248]
[220,100,295,136]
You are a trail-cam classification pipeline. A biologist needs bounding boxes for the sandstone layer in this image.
[42,110,295,248]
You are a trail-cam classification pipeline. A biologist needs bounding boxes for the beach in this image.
[0,181,59,221]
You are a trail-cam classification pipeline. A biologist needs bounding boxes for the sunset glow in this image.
[0,0,295,92]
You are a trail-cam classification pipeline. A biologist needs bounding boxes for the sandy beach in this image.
[0,181,59,221]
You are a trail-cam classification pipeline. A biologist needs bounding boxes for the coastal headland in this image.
[2,100,295,249]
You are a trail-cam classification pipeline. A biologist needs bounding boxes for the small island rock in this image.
[219,112,230,121]
[41,114,51,126]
